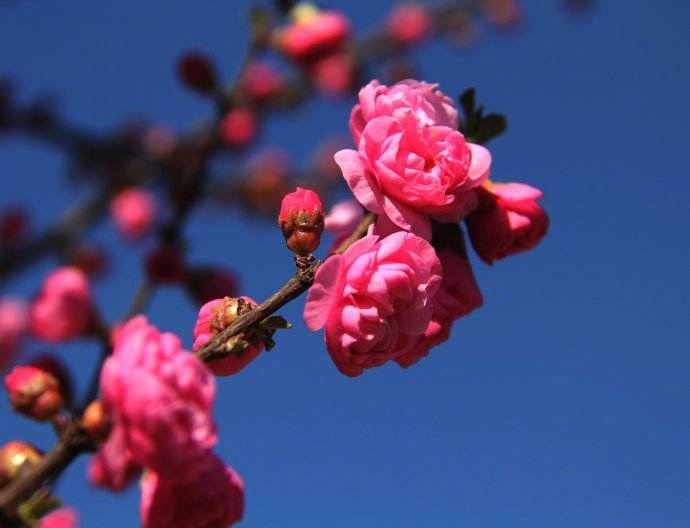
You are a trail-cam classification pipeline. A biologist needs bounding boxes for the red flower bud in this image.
[4,364,63,421]
[176,51,218,94]
[240,61,283,102]
[278,187,324,256]
[145,247,186,284]
[82,400,111,443]
[0,206,29,244]
[184,267,239,306]
[387,3,432,45]
[193,296,264,376]
[0,441,42,487]
[219,107,257,148]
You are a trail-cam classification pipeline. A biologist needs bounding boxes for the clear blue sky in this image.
[1,1,689,527]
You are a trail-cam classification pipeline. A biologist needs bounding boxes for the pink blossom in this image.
[29,267,93,342]
[324,199,364,251]
[336,110,491,240]
[387,4,432,45]
[279,9,350,62]
[395,232,483,368]
[95,316,217,481]
[141,452,244,528]
[349,80,458,145]
[192,297,263,376]
[0,297,27,372]
[38,507,79,528]
[110,187,157,241]
[303,232,442,376]
[466,182,549,264]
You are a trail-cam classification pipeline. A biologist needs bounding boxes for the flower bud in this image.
[145,246,186,284]
[192,297,264,376]
[184,266,239,306]
[110,187,157,241]
[0,297,27,373]
[176,51,218,94]
[219,107,257,148]
[0,205,29,244]
[0,441,42,487]
[387,3,432,44]
[278,187,324,256]
[82,400,111,443]
[240,61,283,102]
[4,364,63,421]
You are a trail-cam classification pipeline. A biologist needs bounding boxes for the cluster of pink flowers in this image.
[306,79,548,375]
[90,316,243,527]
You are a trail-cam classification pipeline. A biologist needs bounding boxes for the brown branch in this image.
[196,213,374,362]
[0,423,93,517]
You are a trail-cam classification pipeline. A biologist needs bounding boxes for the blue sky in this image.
[1,1,689,527]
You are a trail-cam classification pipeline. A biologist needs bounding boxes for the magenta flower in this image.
[93,316,217,483]
[349,80,458,145]
[279,8,350,62]
[29,267,94,343]
[304,232,442,376]
[387,4,432,45]
[336,80,491,240]
[140,452,244,528]
[466,182,549,264]
[324,199,364,252]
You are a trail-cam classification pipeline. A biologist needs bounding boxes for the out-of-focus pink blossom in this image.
[142,125,178,160]
[140,452,244,528]
[176,51,218,94]
[110,187,157,241]
[38,507,79,528]
[29,267,93,343]
[279,187,325,256]
[95,316,217,481]
[324,199,364,251]
[278,6,350,62]
[88,424,142,491]
[4,364,64,421]
[219,107,257,148]
[0,297,27,372]
[348,80,458,145]
[240,61,283,102]
[310,52,355,97]
[466,182,549,264]
[387,3,432,45]
[192,297,263,376]
[304,232,442,376]
[243,150,292,215]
